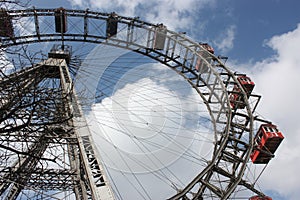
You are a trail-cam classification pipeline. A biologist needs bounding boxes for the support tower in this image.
[0,45,114,200]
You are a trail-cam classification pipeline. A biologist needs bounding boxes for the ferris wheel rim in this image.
[0,8,257,199]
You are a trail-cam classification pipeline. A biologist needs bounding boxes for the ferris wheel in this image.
[0,6,284,200]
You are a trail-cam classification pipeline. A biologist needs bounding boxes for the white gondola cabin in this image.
[153,23,167,50]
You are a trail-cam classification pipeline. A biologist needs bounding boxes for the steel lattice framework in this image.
[0,8,271,199]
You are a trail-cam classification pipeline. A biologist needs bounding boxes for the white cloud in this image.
[252,24,300,128]
[243,24,300,200]
[67,0,215,30]
[213,24,236,53]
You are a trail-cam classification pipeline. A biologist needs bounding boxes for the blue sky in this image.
[30,0,300,63]
[26,0,300,199]
[205,0,300,62]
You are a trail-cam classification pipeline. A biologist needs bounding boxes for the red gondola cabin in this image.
[249,195,272,200]
[250,124,284,164]
[229,75,255,109]
[201,43,214,54]
[195,43,214,73]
